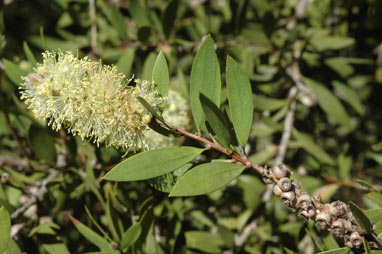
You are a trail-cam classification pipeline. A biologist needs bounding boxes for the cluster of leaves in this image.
[1,0,382,253]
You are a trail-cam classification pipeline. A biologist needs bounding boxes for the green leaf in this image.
[41,243,70,254]
[121,223,142,250]
[357,179,373,190]
[2,239,22,254]
[0,207,11,253]
[315,248,353,254]
[185,231,223,253]
[325,58,355,78]
[105,194,121,242]
[349,201,373,234]
[68,215,117,253]
[365,208,382,224]
[253,95,288,111]
[2,58,27,85]
[149,164,191,193]
[338,154,352,180]
[304,77,350,126]
[364,237,372,254]
[28,35,88,51]
[190,35,221,129]
[332,81,364,116]
[116,48,135,77]
[127,0,150,27]
[28,124,57,165]
[226,55,253,146]
[109,7,127,40]
[162,0,179,37]
[170,161,246,197]
[292,130,335,165]
[23,41,37,66]
[368,192,382,206]
[200,93,233,148]
[104,147,205,181]
[237,175,266,210]
[310,36,355,51]
[142,52,157,81]
[152,51,169,97]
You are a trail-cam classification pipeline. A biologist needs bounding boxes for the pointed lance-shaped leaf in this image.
[68,215,117,253]
[169,161,246,197]
[199,93,234,148]
[0,207,11,253]
[349,201,373,234]
[103,147,205,181]
[226,56,254,146]
[190,35,221,130]
[152,51,169,97]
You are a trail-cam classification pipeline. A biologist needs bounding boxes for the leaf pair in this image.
[190,35,253,147]
[103,147,246,196]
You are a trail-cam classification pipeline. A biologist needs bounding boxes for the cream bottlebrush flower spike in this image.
[20,51,165,151]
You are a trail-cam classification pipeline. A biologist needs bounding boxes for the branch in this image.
[155,118,382,249]
[89,0,100,56]
[11,169,59,219]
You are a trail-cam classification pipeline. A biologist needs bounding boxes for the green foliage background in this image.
[0,0,382,253]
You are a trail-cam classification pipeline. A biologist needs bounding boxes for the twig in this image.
[155,118,382,249]
[89,0,100,56]
[234,220,257,247]
[263,90,297,201]
[0,154,29,169]
[11,170,59,219]
[274,90,297,167]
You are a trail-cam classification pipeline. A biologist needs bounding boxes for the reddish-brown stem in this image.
[155,118,265,174]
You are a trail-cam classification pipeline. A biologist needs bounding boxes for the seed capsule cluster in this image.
[262,164,378,249]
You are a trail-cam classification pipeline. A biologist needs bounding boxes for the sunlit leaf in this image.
[304,77,350,126]
[253,95,288,111]
[365,208,382,224]
[152,51,169,97]
[121,223,142,250]
[311,36,355,51]
[23,41,37,66]
[0,207,11,253]
[332,81,364,116]
[226,55,253,146]
[190,35,221,129]
[170,161,246,196]
[185,231,223,253]
[41,243,70,254]
[367,192,382,207]
[104,147,205,181]
[116,48,135,77]
[2,58,27,85]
